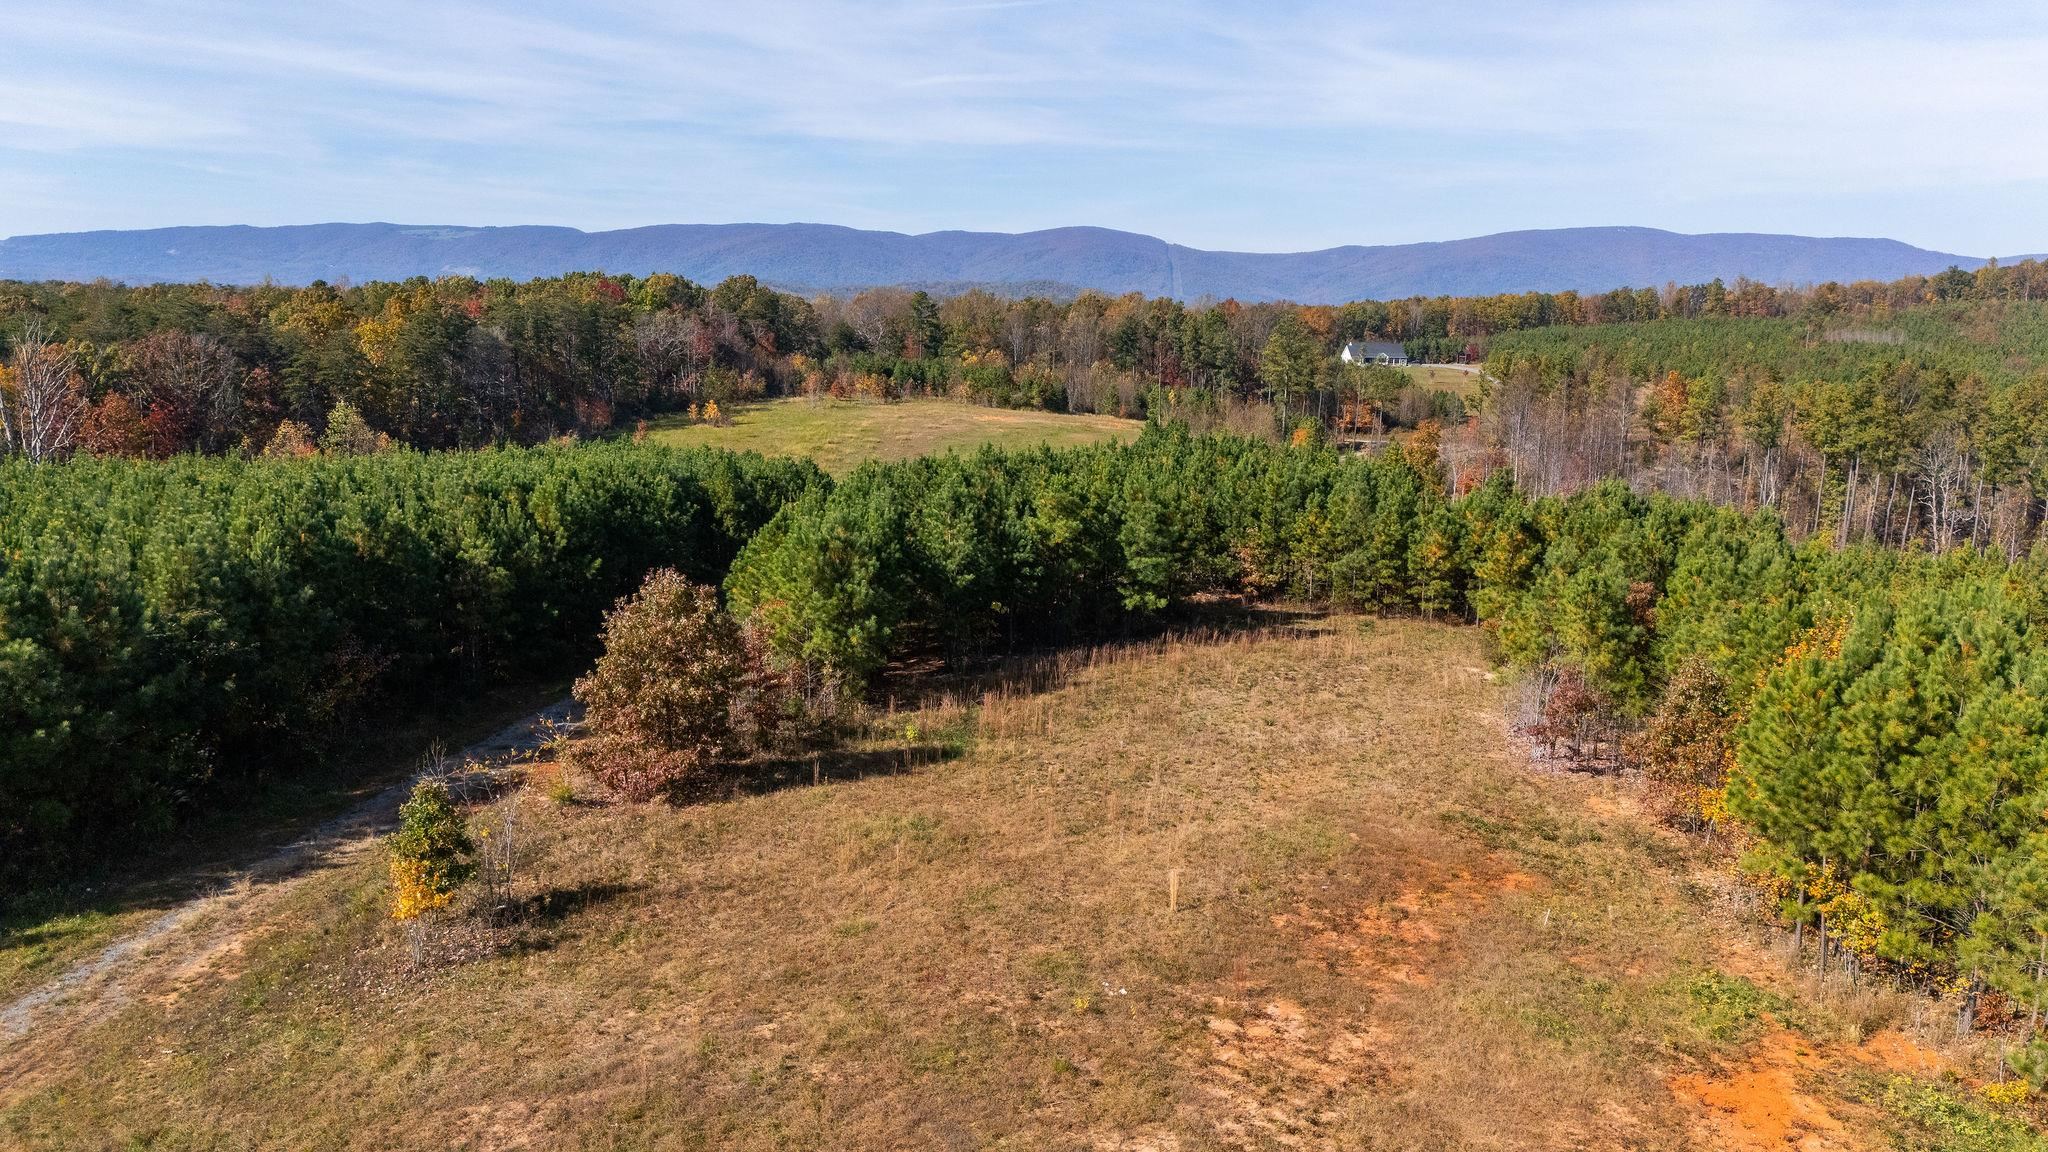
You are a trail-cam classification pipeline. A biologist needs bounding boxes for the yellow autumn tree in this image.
[389,780,475,965]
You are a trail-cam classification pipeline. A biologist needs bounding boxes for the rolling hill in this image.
[0,222,2022,302]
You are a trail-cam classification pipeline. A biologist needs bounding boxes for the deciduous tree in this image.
[1,325,87,462]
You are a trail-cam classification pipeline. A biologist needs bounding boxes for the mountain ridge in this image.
[0,221,2020,302]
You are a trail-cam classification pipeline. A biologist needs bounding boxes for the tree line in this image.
[7,258,2048,466]
[1477,300,2048,556]
[0,443,818,880]
[0,273,808,457]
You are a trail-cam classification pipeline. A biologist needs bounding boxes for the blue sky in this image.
[5,1,2047,255]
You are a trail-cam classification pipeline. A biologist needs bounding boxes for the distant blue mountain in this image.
[0,222,2015,302]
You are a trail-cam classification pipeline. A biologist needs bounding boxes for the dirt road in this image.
[0,700,577,1052]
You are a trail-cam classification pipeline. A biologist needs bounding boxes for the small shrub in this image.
[544,769,576,806]
[1528,665,1618,767]
[1980,1080,2032,1109]
[1879,1076,2045,1152]
[388,780,475,922]
[727,611,810,753]
[1683,971,1784,1043]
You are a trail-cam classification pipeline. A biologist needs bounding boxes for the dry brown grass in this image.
[1,618,2031,1150]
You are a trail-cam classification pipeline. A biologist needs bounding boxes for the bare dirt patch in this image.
[1852,1028,1954,1079]
[1201,997,1383,1149]
[1670,1028,1857,1151]
[1273,863,1542,997]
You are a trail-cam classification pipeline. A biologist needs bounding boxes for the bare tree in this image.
[2,323,87,462]
[131,329,241,453]
[841,288,913,353]
[629,310,696,405]
[1058,296,1106,371]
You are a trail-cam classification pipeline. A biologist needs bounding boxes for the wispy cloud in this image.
[4,0,2046,254]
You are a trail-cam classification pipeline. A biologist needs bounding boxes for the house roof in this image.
[1343,340,1408,359]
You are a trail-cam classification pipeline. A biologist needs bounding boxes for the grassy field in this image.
[4,617,2027,1150]
[1401,364,1485,397]
[645,398,1142,474]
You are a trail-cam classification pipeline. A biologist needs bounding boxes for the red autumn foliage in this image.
[78,393,151,458]
[1528,665,1619,769]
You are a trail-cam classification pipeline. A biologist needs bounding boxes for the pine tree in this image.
[725,474,912,681]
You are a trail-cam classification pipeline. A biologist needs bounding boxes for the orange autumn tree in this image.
[1635,656,1735,831]
[573,569,774,800]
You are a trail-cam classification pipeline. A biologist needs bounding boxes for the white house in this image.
[1340,340,1409,366]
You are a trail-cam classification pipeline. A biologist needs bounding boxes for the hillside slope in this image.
[2,620,2020,1150]
[0,222,2012,301]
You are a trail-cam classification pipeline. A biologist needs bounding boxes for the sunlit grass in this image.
[644,397,1140,474]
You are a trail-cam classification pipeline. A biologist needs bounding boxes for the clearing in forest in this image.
[1399,363,1485,397]
[644,397,1141,474]
[0,618,2031,1150]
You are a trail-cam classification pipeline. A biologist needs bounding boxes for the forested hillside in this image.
[1481,297,2048,553]
[0,222,2003,300]
[7,260,2048,561]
